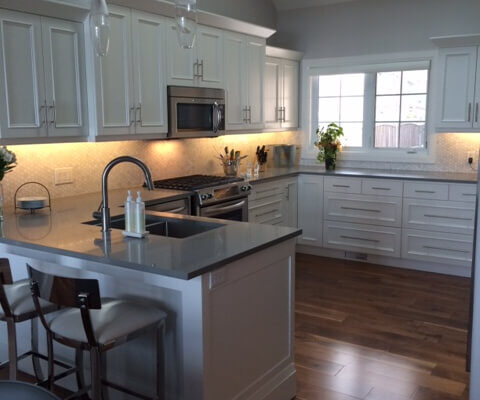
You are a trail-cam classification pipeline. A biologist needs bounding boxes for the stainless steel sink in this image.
[83,214,224,239]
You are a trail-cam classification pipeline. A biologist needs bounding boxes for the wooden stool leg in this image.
[46,332,54,390]
[90,347,102,400]
[6,318,17,381]
[157,320,166,400]
[31,318,45,383]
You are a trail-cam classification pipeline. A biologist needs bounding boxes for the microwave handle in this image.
[213,102,220,133]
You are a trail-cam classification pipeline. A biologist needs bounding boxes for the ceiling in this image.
[272,0,360,11]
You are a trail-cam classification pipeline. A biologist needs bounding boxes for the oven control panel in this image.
[197,183,252,206]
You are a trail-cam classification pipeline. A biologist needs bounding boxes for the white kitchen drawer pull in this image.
[415,190,436,194]
[333,184,350,188]
[256,188,278,194]
[462,193,476,197]
[371,187,391,191]
[424,214,472,221]
[255,209,280,219]
[340,206,381,213]
[340,235,380,243]
[423,245,470,254]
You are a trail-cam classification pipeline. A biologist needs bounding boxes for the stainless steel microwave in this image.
[167,86,225,138]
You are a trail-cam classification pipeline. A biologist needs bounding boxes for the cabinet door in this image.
[166,21,195,86]
[96,6,134,136]
[245,37,265,130]
[196,26,223,88]
[285,179,298,228]
[281,59,299,129]
[224,33,247,130]
[132,11,167,135]
[41,18,87,137]
[264,57,282,129]
[475,50,480,129]
[436,47,477,129]
[0,10,47,138]
[298,175,323,246]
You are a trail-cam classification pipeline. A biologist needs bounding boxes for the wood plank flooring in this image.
[295,254,471,400]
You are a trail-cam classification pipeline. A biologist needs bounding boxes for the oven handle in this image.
[202,200,246,216]
[213,102,220,133]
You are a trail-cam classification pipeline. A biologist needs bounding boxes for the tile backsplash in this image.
[1,131,478,208]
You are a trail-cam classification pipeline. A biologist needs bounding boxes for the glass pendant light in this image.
[90,0,110,57]
[175,0,198,49]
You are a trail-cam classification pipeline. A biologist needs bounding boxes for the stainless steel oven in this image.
[199,197,248,222]
[168,86,225,138]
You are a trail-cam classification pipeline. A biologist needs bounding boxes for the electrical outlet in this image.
[54,167,73,185]
[468,151,475,165]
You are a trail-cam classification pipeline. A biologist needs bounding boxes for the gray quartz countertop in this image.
[248,166,478,185]
[0,187,300,280]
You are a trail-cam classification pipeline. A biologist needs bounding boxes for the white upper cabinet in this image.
[475,49,480,129]
[223,32,265,131]
[95,6,167,137]
[167,23,223,88]
[436,47,478,130]
[0,9,86,140]
[132,11,167,134]
[264,56,299,130]
[95,6,134,136]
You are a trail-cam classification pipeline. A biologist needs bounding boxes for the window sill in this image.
[303,149,435,164]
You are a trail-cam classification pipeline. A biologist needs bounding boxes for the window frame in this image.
[301,51,437,164]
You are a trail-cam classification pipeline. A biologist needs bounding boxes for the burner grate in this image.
[153,175,244,191]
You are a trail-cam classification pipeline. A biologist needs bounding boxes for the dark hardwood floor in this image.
[295,254,471,400]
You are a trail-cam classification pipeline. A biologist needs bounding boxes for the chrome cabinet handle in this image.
[423,245,469,254]
[476,103,479,123]
[415,190,435,194]
[340,206,381,213]
[212,102,219,133]
[39,101,48,127]
[49,101,56,125]
[130,106,136,126]
[424,214,472,221]
[248,106,252,123]
[340,235,380,243]
[371,187,391,191]
[333,184,350,188]
[277,107,282,122]
[468,103,472,122]
[199,59,204,79]
[202,200,246,215]
[193,59,199,78]
[243,106,249,123]
[136,103,142,125]
[281,107,286,122]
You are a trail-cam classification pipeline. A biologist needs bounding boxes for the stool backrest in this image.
[0,258,13,318]
[27,265,101,309]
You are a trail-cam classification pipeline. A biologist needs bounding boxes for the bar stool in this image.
[0,380,61,400]
[0,258,66,382]
[28,264,167,400]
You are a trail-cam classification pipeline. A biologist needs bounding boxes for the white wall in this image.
[270,0,480,58]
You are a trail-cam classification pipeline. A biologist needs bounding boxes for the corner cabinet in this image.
[436,46,480,130]
[264,56,299,130]
[224,32,265,131]
[297,175,323,246]
[0,9,87,141]
[95,6,168,137]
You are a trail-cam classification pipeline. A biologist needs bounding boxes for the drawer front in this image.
[404,181,449,200]
[324,177,361,194]
[249,180,285,202]
[249,198,284,225]
[449,183,477,202]
[323,221,401,257]
[402,229,473,267]
[362,179,403,197]
[403,198,475,234]
[324,192,402,227]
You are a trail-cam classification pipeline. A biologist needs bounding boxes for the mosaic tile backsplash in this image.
[1,131,478,208]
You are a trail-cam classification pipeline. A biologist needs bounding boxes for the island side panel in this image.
[202,239,297,400]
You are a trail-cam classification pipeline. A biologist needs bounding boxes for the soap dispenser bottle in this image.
[124,190,135,233]
[135,191,146,234]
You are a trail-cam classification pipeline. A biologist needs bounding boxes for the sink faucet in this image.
[100,156,154,232]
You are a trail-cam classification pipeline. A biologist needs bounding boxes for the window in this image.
[313,63,430,154]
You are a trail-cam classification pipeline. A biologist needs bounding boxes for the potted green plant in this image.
[314,123,344,170]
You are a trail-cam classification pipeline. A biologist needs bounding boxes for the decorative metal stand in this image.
[14,182,52,214]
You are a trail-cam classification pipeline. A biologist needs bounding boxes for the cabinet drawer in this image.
[249,181,285,202]
[449,183,477,202]
[404,181,449,200]
[324,192,402,227]
[402,229,473,267]
[249,198,284,225]
[324,177,361,194]
[323,221,401,257]
[403,198,475,234]
[362,179,403,197]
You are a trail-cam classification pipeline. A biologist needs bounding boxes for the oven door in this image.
[169,96,225,138]
[200,198,248,222]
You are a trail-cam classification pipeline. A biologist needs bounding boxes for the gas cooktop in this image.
[153,175,244,191]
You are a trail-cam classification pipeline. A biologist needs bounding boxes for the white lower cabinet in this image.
[297,175,323,246]
[323,221,402,258]
[402,229,473,267]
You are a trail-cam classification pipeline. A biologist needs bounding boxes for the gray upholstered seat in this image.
[48,298,166,345]
[0,279,52,320]
[0,381,60,400]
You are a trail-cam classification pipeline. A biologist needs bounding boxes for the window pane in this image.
[319,97,340,122]
[376,95,400,121]
[341,96,364,122]
[399,123,425,148]
[377,71,401,95]
[375,123,399,148]
[402,70,428,94]
[319,75,341,97]
[340,122,363,147]
[401,94,426,121]
[340,74,365,96]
